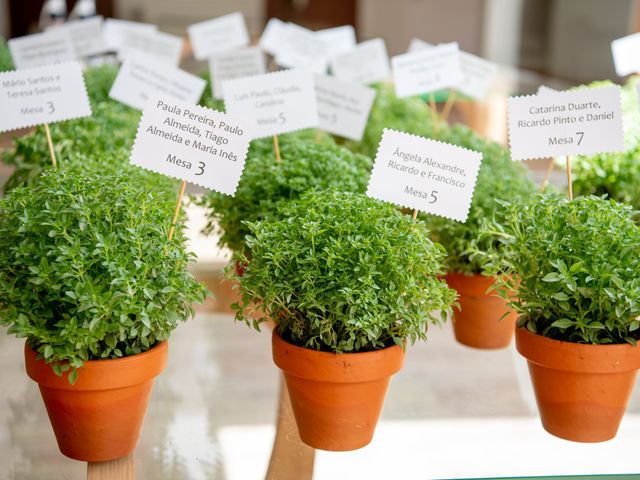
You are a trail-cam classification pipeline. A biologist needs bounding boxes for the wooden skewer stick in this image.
[540,157,555,191]
[44,123,57,167]
[168,180,187,241]
[428,92,440,137]
[273,135,281,162]
[412,209,418,220]
[87,454,135,480]
[565,155,573,200]
[441,90,458,123]
[314,129,323,144]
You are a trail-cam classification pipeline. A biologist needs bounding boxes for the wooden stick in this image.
[273,135,281,162]
[540,157,555,191]
[168,180,187,241]
[565,155,573,200]
[314,129,323,144]
[441,90,458,123]
[429,92,439,137]
[265,376,315,480]
[44,123,57,168]
[412,209,418,220]
[87,454,135,480]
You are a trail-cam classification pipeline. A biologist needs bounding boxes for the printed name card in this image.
[188,12,250,61]
[223,69,319,139]
[103,18,157,52]
[130,97,251,194]
[119,29,183,66]
[55,16,108,58]
[109,52,206,111]
[8,30,76,69]
[259,17,287,56]
[367,129,481,222]
[392,42,462,98]
[508,85,624,160]
[275,23,330,73]
[210,46,266,99]
[0,62,91,132]
[316,25,356,58]
[330,38,390,85]
[314,74,375,141]
[611,33,640,77]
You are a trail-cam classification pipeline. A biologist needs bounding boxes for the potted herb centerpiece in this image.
[232,190,455,451]
[479,193,640,442]
[0,167,206,461]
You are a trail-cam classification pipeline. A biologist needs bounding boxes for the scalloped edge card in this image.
[314,74,375,141]
[508,85,624,160]
[188,12,250,61]
[53,16,108,58]
[223,69,318,139]
[329,38,390,85]
[611,32,640,77]
[0,61,91,132]
[210,46,266,99]
[103,18,157,52]
[130,96,251,194]
[8,29,77,69]
[392,42,462,97]
[366,129,482,222]
[109,51,206,111]
[119,29,183,66]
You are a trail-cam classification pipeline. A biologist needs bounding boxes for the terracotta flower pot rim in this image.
[25,340,168,391]
[515,327,640,374]
[272,330,404,383]
[444,272,501,295]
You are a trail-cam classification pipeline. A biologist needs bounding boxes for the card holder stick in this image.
[565,155,573,200]
[428,92,440,137]
[168,180,188,241]
[540,157,555,191]
[44,123,57,167]
[412,209,418,220]
[441,90,458,123]
[274,135,282,162]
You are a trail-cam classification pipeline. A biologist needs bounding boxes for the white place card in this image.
[316,25,356,58]
[367,129,482,222]
[0,62,91,132]
[8,30,76,69]
[314,74,375,141]
[55,16,108,58]
[103,18,157,52]
[120,29,183,66]
[130,96,251,194]
[508,85,624,160]
[408,38,496,99]
[275,23,330,73]
[611,32,640,77]
[392,42,462,97]
[210,46,266,99]
[329,38,390,85]
[188,12,250,61]
[223,69,318,139]
[259,17,287,56]
[109,52,206,111]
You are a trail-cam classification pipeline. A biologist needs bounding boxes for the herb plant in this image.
[233,190,456,352]
[196,138,372,252]
[0,36,14,72]
[0,168,207,382]
[478,193,640,345]
[83,64,120,105]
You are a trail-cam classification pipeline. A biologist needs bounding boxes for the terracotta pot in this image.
[445,273,516,349]
[516,327,640,442]
[272,331,404,451]
[25,341,168,462]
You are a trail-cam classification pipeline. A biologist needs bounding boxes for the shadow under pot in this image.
[445,273,517,349]
[24,341,168,462]
[272,330,404,451]
[516,327,640,442]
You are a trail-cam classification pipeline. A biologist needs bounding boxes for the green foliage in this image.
[233,191,455,352]
[2,101,140,192]
[0,36,14,72]
[83,64,120,105]
[572,78,640,210]
[0,168,207,380]
[477,193,640,345]
[196,138,372,252]
[424,123,536,274]
[198,69,226,112]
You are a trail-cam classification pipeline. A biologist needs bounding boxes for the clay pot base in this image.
[445,273,516,349]
[272,331,404,451]
[516,327,640,442]
[25,341,168,462]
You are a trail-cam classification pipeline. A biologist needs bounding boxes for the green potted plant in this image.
[426,123,535,349]
[0,166,206,461]
[479,193,640,442]
[232,190,455,451]
[196,138,372,255]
